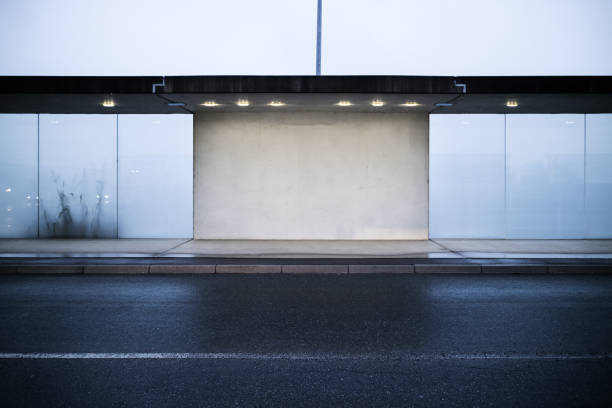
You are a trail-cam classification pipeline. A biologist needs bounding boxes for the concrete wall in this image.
[194,112,428,239]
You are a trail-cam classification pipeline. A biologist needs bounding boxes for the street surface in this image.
[0,274,611,407]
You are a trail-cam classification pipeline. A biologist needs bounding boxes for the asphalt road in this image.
[0,274,611,407]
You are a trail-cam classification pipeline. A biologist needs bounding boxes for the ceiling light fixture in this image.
[167,102,185,107]
[371,99,385,107]
[102,96,115,108]
[236,99,250,107]
[435,103,454,107]
[400,101,420,107]
[268,101,286,107]
[201,101,220,107]
[506,99,518,108]
[336,100,352,106]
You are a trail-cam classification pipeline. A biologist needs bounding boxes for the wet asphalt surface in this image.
[0,273,611,407]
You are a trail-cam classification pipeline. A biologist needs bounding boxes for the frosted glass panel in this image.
[506,114,585,238]
[586,114,612,238]
[429,114,505,238]
[118,114,193,238]
[0,114,38,237]
[39,114,117,238]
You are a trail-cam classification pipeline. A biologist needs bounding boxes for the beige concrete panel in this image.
[194,112,428,239]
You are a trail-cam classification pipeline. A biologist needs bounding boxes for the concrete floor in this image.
[1,274,611,406]
[171,239,448,257]
[1,238,612,258]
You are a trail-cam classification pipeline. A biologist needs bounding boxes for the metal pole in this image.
[316,0,322,75]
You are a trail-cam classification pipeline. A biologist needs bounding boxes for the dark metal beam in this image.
[1,76,611,95]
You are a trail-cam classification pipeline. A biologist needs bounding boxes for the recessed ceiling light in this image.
[201,101,220,107]
[506,99,518,108]
[167,102,185,107]
[400,101,420,107]
[336,100,352,106]
[268,101,286,107]
[102,96,115,108]
[371,99,385,107]
[237,99,250,107]
[435,103,454,107]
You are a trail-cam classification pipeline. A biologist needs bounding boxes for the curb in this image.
[216,265,282,274]
[18,265,84,274]
[415,264,481,274]
[149,265,215,274]
[84,265,149,274]
[481,265,548,274]
[282,265,348,274]
[548,265,612,274]
[349,265,414,274]
[1,263,611,275]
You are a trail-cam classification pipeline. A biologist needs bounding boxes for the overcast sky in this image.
[1,0,611,76]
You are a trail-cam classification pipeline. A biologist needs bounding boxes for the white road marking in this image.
[0,352,609,360]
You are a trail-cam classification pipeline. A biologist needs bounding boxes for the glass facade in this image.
[506,114,585,238]
[118,114,193,238]
[429,114,506,238]
[0,113,193,239]
[1,112,610,240]
[430,113,612,239]
[586,114,612,238]
[0,114,38,238]
[39,114,118,238]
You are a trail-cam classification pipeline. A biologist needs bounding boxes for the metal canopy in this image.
[1,76,611,114]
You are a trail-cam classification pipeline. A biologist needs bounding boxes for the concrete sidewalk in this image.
[1,238,612,258]
[1,239,612,274]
